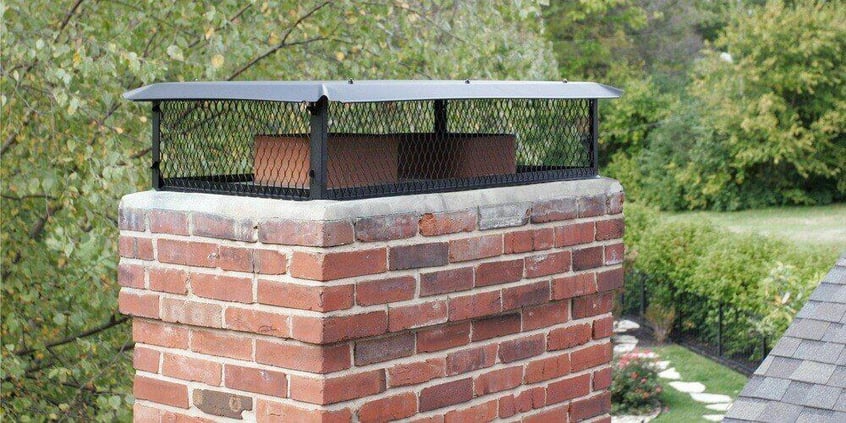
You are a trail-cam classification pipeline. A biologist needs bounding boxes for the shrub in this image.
[611,350,663,415]
[645,302,675,344]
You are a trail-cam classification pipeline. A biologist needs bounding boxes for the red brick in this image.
[256,399,352,423]
[291,248,387,281]
[191,329,252,360]
[192,273,253,303]
[445,400,498,423]
[578,195,606,218]
[571,343,612,372]
[116,237,133,258]
[444,400,497,423]
[449,234,502,262]
[447,344,498,376]
[524,301,569,331]
[420,267,474,296]
[358,392,417,423]
[160,411,216,423]
[503,281,550,310]
[160,298,222,328]
[531,197,578,223]
[356,276,416,306]
[259,219,353,247]
[593,367,612,390]
[253,249,287,275]
[136,238,154,260]
[475,259,523,287]
[500,387,545,418]
[472,313,521,342]
[595,218,624,241]
[449,290,502,322]
[604,243,625,265]
[290,370,386,405]
[356,214,418,241]
[388,358,446,387]
[389,242,449,270]
[607,192,624,215]
[192,213,254,242]
[419,209,476,236]
[548,323,592,351]
[298,311,388,344]
[596,268,624,292]
[224,307,289,338]
[499,334,545,363]
[217,245,252,272]
[525,251,571,278]
[593,315,614,339]
[504,228,554,254]
[389,301,447,332]
[573,292,614,318]
[157,239,218,268]
[570,392,611,421]
[410,415,445,423]
[133,346,160,373]
[118,262,145,288]
[133,403,161,421]
[355,333,415,366]
[258,280,353,312]
[119,207,146,231]
[225,364,287,397]
[148,267,188,294]
[417,322,471,353]
[547,373,590,404]
[573,246,603,271]
[525,353,571,384]
[133,320,188,349]
[134,375,188,408]
[419,378,473,412]
[149,210,189,235]
[552,273,597,300]
[118,290,159,319]
[162,353,222,385]
[475,366,523,395]
[256,339,350,373]
[554,222,595,247]
[523,404,569,423]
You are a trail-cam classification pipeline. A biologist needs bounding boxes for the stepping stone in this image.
[655,360,670,370]
[614,319,641,333]
[658,368,681,380]
[669,381,706,393]
[691,393,733,404]
[611,415,656,423]
[612,334,639,345]
[614,343,637,355]
[707,403,732,412]
[703,414,725,422]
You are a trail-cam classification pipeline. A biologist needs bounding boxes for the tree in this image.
[0,1,557,420]
[681,0,845,209]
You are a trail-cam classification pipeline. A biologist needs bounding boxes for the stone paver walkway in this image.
[611,319,735,423]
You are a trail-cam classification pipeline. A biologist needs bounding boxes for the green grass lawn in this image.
[664,203,846,256]
[650,345,748,422]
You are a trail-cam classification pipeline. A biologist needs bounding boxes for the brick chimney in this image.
[118,177,623,422]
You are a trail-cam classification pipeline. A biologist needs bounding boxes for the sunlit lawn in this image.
[650,345,748,422]
[664,203,846,256]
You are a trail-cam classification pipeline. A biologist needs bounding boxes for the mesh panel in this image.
[156,98,595,200]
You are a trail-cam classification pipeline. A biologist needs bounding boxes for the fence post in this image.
[718,302,724,358]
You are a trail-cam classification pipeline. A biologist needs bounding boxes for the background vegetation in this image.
[1,0,842,420]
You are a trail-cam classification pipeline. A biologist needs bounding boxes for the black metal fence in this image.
[620,272,770,375]
[153,98,597,200]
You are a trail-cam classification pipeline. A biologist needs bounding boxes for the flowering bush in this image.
[611,350,663,415]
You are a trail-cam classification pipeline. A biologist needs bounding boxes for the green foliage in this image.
[1,1,557,420]
[611,350,663,415]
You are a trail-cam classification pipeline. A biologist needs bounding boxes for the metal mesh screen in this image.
[155,98,595,200]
